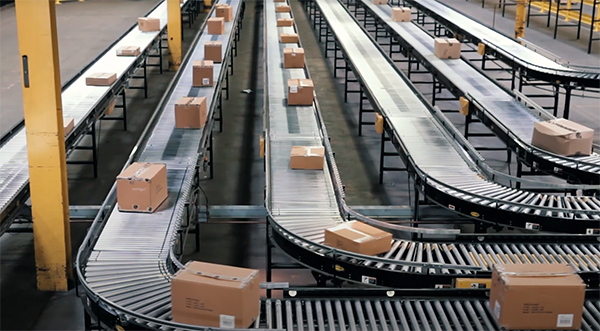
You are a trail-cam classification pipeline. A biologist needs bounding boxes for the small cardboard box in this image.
[490,264,585,330]
[391,7,411,22]
[204,41,223,63]
[454,278,492,289]
[138,17,160,32]
[372,0,388,4]
[116,162,168,213]
[434,38,461,59]
[208,17,225,35]
[531,119,594,156]
[216,4,233,22]
[283,48,305,68]
[375,113,384,134]
[277,18,294,27]
[324,221,392,255]
[280,33,299,44]
[275,5,291,12]
[290,146,324,170]
[86,73,117,86]
[116,46,141,57]
[477,42,486,55]
[193,60,214,87]
[175,97,207,129]
[171,261,260,328]
[287,79,313,106]
[63,118,74,137]
[459,96,469,116]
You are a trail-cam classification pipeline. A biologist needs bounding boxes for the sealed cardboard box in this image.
[204,41,223,63]
[375,113,384,134]
[86,73,117,86]
[290,146,324,170]
[372,0,388,4]
[116,162,168,213]
[63,118,74,137]
[283,48,305,68]
[434,38,461,59]
[171,261,260,328]
[490,264,585,330]
[138,17,160,32]
[208,17,225,35]
[531,119,593,156]
[287,78,313,106]
[193,60,214,87]
[277,18,294,26]
[280,33,299,44]
[391,7,411,22]
[477,42,486,55]
[324,221,392,255]
[216,4,233,22]
[459,96,469,115]
[275,5,291,12]
[116,46,141,57]
[175,97,207,129]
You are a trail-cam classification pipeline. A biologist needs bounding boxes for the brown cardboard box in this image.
[138,17,160,32]
[193,60,214,87]
[324,221,392,255]
[477,42,486,55]
[531,119,594,156]
[283,48,305,68]
[454,278,492,289]
[275,5,291,12]
[86,73,117,86]
[434,38,461,59]
[63,118,74,137]
[204,41,223,63]
[287,79,313,106]
[215,4,233,22]
[490,264,585,330]
[277,18,294,26]
[116,162,168,213]
[290,146,324,170]
[208,17,225,35]
[459,96,469,116]
[391,7,411,22]
[116,46,141,57]
[280,33,299,44]
[175,97,207,129]
[171,261,260,328]
[372,0,388,4]
[259,135,265,158]
[375,113,384,134]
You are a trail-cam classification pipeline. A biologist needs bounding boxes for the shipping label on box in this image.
[216,4,234,22]
[116,46,141,57]
[277,18,294,26]
[86,72,117,86]
[175,97,207,129]
[283,48,305,68]
[63,118,74,137]
[392,7,411,22]
[204,41,223,63]
[138,17,160,32]
[208,17,225,35]
[193,60,214,87]
[290,146,324,170]
[531,119,594,156]
[434,38,461,59]
[275,4,291,12]
[116,162,168,213]
[287,79,314,106]
[324,221,392,256]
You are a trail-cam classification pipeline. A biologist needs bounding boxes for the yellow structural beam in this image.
[515,0,527,39]
[15,0,72,291]
[168,0,182,71]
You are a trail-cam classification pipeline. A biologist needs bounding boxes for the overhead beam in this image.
[168,0,182,71]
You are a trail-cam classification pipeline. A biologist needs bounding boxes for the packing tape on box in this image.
[502,271,574,277]
[303,146,322,156]
[549,121,585,138]
[119,163,153,181]
[183,269,259,287]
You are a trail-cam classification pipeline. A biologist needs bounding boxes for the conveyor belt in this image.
[0,0,192,235]
[355,1,600,185]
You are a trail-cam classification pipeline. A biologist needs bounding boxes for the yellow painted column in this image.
[168,0,182,71]
[515,0,527,39]
[15,0,72,291]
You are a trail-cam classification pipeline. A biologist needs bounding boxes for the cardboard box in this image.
[324,221,392,255]
[175,97,207,129]
[531,119,594,156]
[204,41,223,63]
[372,0,388,4]
[63,118,74,137]
[391,7,411,22]
[283,48,305,68]
[454,278,491,289]
[275,5,291,12]
[287,79,313,106]
[116,46,141,57]
[171,261,260,328]
[138,17,160,32]
[86,73,117,86]
[459,96,469,116]
[434,38,461,59]
[208,17,225,35]
[216,4,233,22]
[260,135,265,158]
[375,113,384,134]
[193,60,214,87]
[477,42,486,56]
[116,162,168,213]
[290,146,324,170]
[280,33,299,44]
[277,18,294,27]
[490,264,585,330]
[105,98,116,116]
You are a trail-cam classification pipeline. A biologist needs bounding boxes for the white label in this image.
[525,222,540,230]
[290,85,298,93]
[292,53,296,57]
[556,314,574,328]
[586,228,599,235]
[494,301,501,319]
[448,204,455,210]
[220,314,235,328]
[361,275,376,285]
[202,78,210,85]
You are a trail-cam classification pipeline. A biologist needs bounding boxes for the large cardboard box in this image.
[63,118,74,137]
[175,97,207,129]
[86,73,117,86]
[216,4,233,22]
[116,46,141,57]
[204,41,223,63]
[208,17,225,35]
[531,119,594,156]
[138,17,160,32]
[391,7,411,22]
[434,38,461,59]
[287,79,313,106]
[277,18,294,27]
[290,146,324,170]
[283,48,305,68]
[280,33,299,44]
[275,5,291,12]
[372,0,388,4]
[324,221,392,255]
[116,162,168,213]
[490,264,585,330]
[193,60,214,87]
[171,261,260,328]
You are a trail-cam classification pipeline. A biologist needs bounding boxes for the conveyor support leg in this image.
[168,0,182,71]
